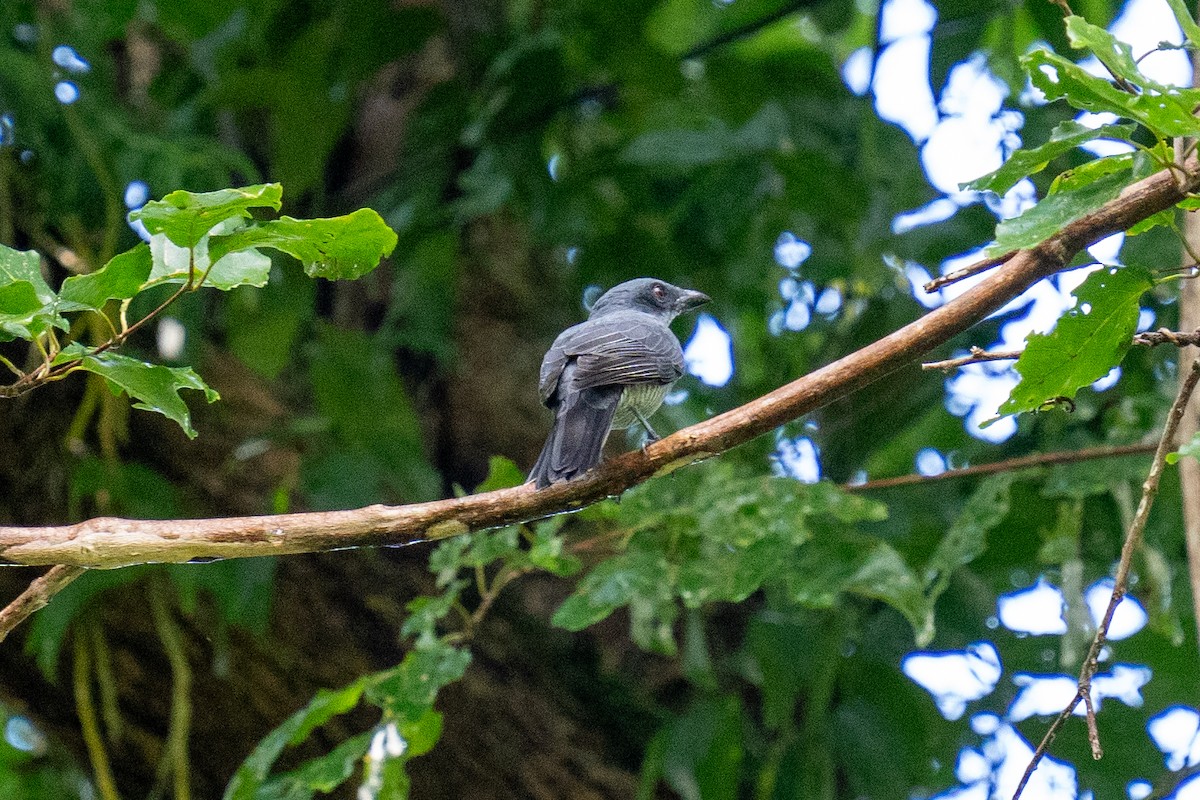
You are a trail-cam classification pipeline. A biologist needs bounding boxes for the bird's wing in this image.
[562,312,684,391]
[538,335,572,406]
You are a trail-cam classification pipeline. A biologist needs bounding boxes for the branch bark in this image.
[0,158,1197,570]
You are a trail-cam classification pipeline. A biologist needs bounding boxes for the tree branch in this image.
[1012,358,1200,800]
[0,565,86,643]
[844,442,1158,492]
[0,158,1197,570]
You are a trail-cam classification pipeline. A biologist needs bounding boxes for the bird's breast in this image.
[612,383,671,429]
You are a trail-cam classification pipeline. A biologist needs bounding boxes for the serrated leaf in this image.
[130,184,283,249]
[400,582,464,646]
[58,244,153,311]
[56,345,220,438]
[462,526,520,567]
[963,120,1137,194]
[209,209,398,281]
[1024,48,1200,138]
[529,525,582,576]
[999,265,1153,416]
[988,157,1130,255]
[224,680,367,800]
[1168,431,1200,464]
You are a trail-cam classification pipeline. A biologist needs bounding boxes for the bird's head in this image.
[588,278,710,321]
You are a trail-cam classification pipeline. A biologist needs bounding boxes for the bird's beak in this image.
[676,289,711,312]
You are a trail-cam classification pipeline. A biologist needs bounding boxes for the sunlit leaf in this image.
[209,209,398,281]
[147,230,271,291]
[130,184,283,249]
[58,244,153,311]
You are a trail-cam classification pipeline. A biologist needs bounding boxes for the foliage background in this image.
[0,0,1196,798]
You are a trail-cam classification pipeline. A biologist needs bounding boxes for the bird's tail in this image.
[529,384,621,489]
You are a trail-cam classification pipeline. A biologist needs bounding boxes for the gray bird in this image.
[529,278,710,489]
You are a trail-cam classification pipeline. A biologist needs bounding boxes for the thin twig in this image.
[923,329,1200,371]
[845,443,1158,493]
[923,347,1021,371]
[0,565,86,644]
[924,251,1016,293]
[1012,358,1200,800]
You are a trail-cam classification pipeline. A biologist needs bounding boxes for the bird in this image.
[529,278,710,489]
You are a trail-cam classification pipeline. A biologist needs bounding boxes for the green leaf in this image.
[963,120,1137,194]
[1064,16,1170,92]
[224,680,367,800]
[56,345,220,438]
[148,228,272,291]
[366,644,471,721]
[1024,48,1200,138]
[924,474,1014,598]
[400,583,464,646]
[462,526,520,567]
[656,696,744,800]
[784,535,932,645]
[209,209,398,281]
[474,456,526,493]
[130,184,283,249]
[1166,0,1200,48]
[428,537,470,588]
[999,265,1153,417]
[0,281,46,339]
[552,549,675,632]
[0,244,54,302]
[0,245,64,339]
[989,156,1131,255]
[261,730,373,796]
[988,154,1128,255]
[529,523,583,577]
[58,244,153,311]
[1168,431,1200,464]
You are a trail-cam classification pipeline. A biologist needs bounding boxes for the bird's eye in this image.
[652,284,666,301]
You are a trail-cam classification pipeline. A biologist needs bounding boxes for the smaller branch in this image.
[924,251,1015,293]
[923,329,1200,372]
[845,443,1158,493]
[0,565,86,644]
[1012,358,1200,800]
